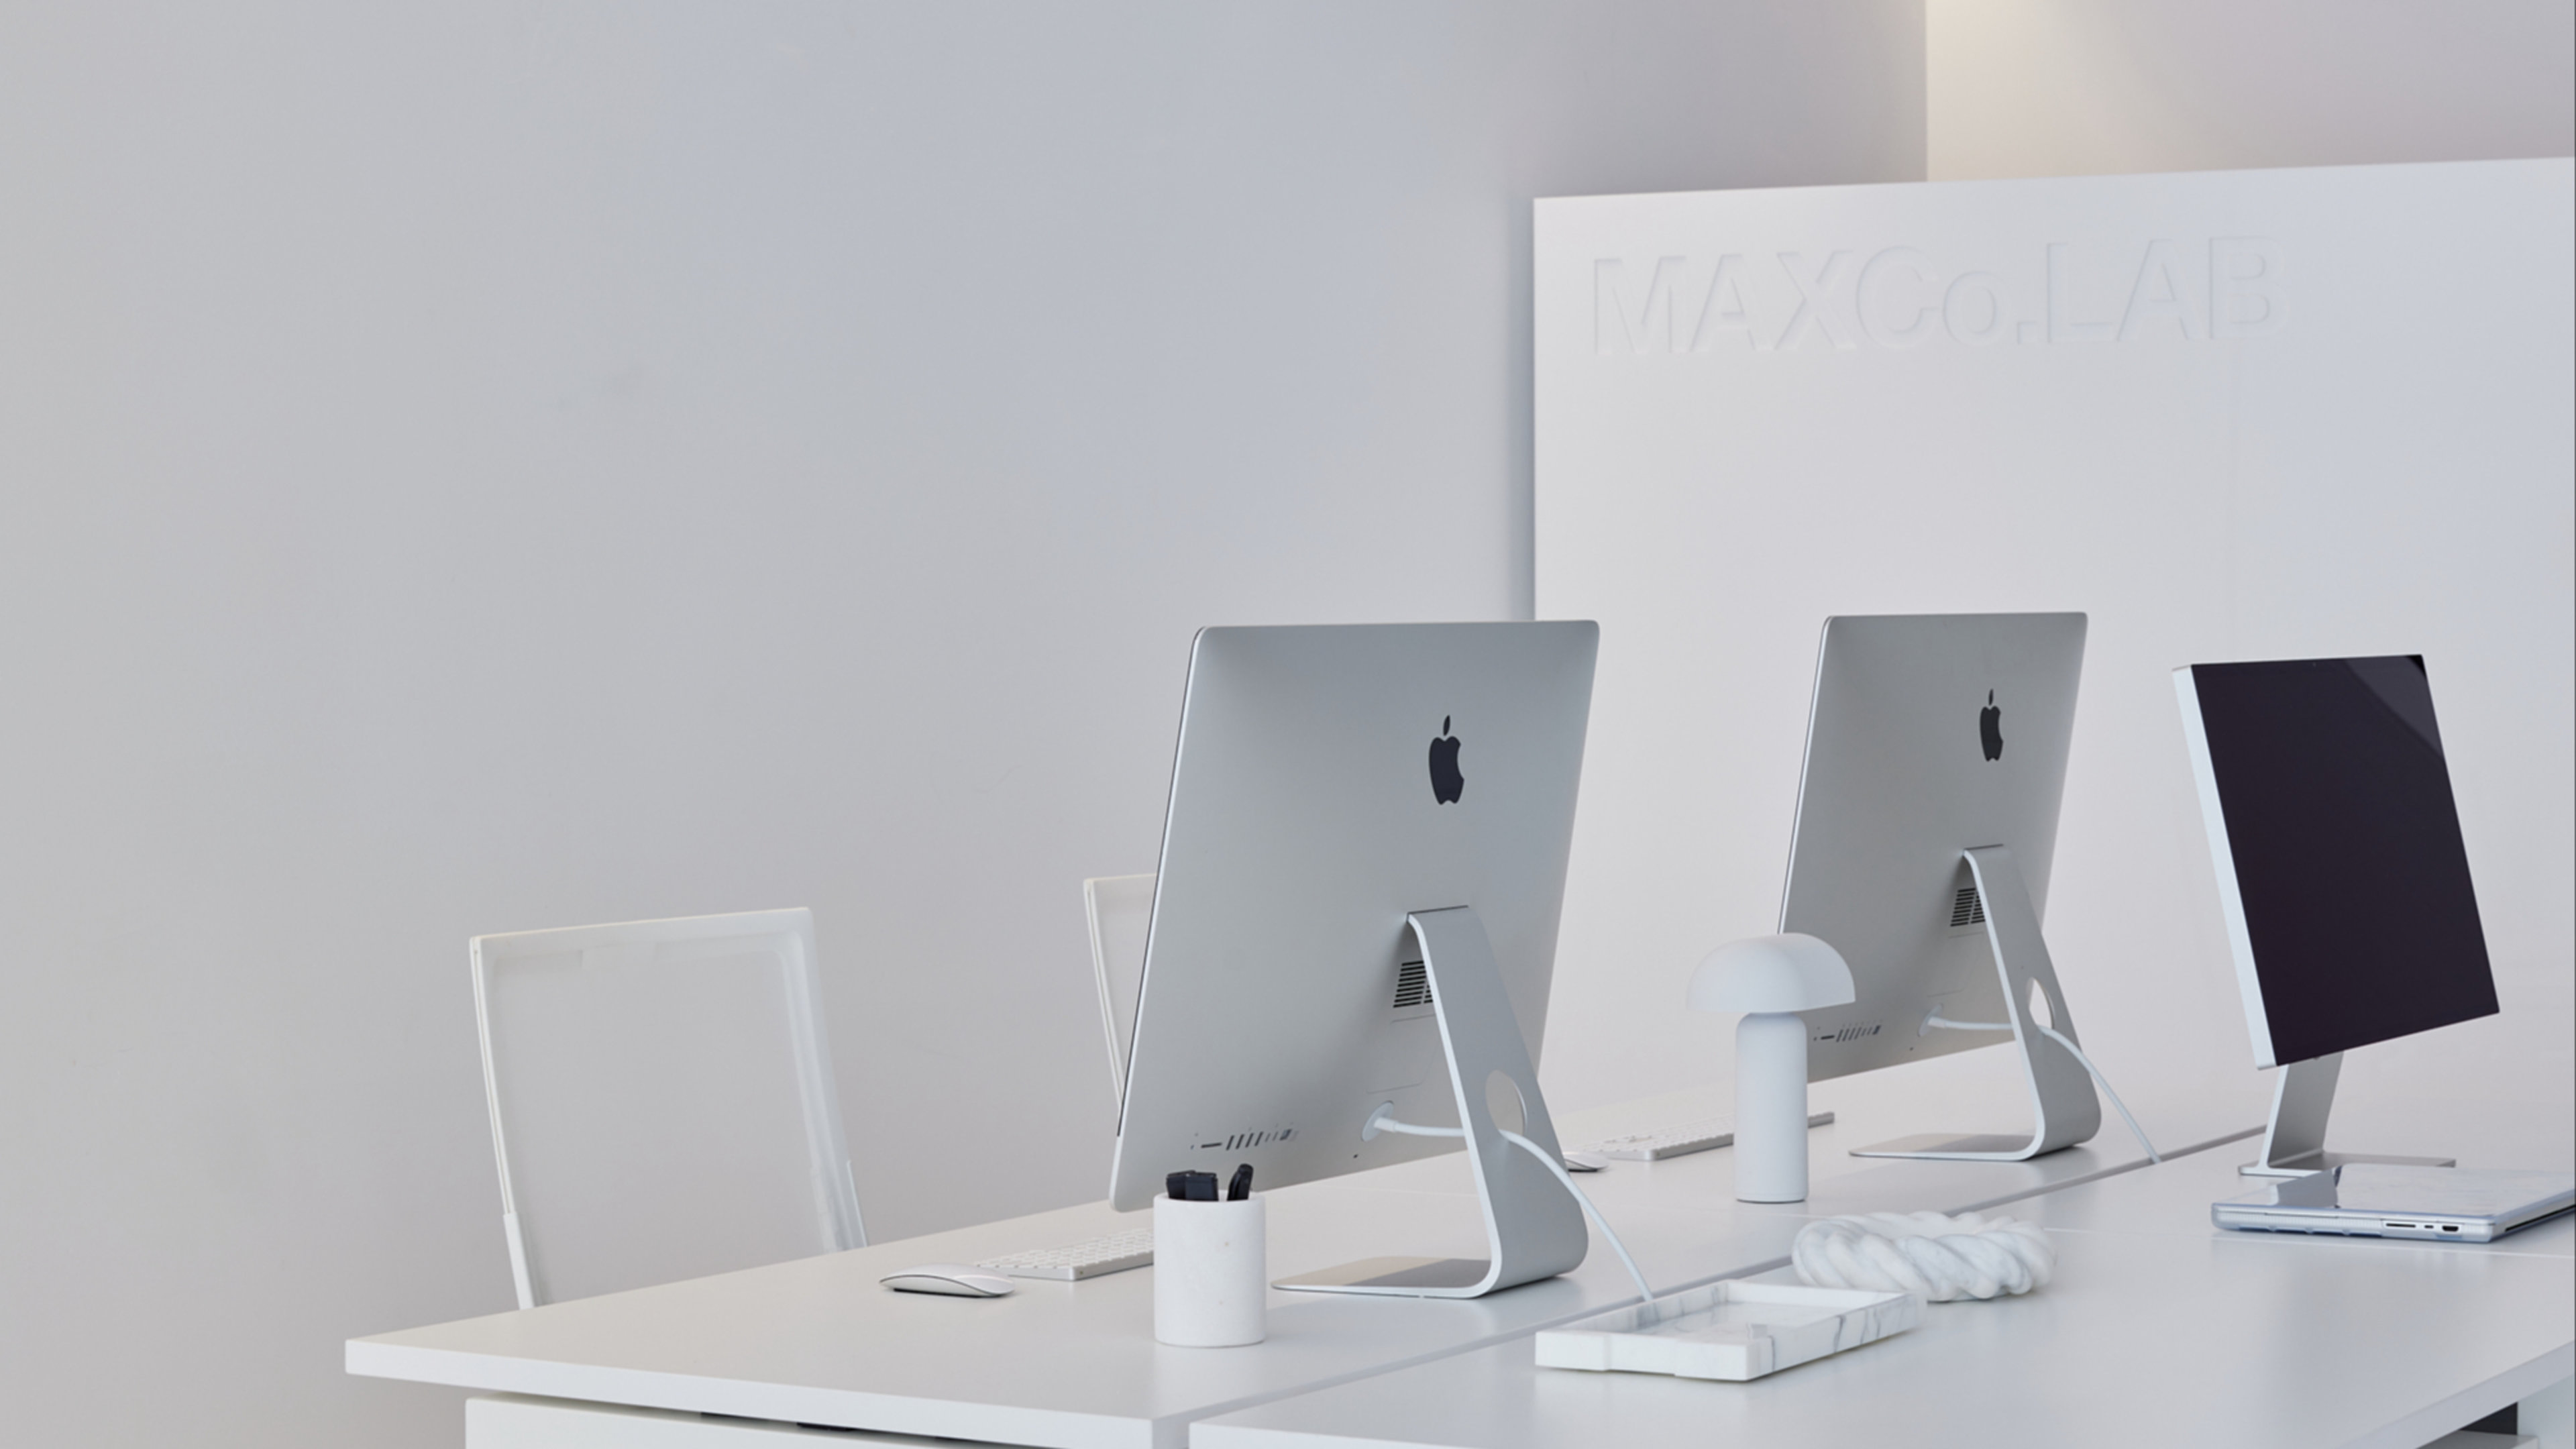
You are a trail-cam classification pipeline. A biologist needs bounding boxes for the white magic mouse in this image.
[880,1265,1016,1297]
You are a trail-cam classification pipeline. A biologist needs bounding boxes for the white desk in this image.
[347,1065,2261,1448]
[1195,1097,2576,1449]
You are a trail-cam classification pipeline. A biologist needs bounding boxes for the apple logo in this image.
[1427,716,1464,804]
[1979,690,2004,761]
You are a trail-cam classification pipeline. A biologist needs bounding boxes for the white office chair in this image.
[1083,874,1154,1104]
[470,908,867,1308]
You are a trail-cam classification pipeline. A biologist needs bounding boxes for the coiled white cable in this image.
[1364,1109,1656,1304]
[1924,1015,2161,1163]
[1792,1210,2055,1301]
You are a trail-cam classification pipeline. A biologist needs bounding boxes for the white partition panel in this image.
[1535,161,2575,1119]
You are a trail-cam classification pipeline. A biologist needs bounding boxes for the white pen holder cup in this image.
[1153,1193,1267,1347]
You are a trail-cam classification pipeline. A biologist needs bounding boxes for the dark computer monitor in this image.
[2176,654,2498,1175]
[2177,655,2498,1067]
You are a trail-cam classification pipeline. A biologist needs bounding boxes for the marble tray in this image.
[1534,1281,1921,1382]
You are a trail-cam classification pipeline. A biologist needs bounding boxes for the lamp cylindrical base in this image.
[1735,1011,1811,1203]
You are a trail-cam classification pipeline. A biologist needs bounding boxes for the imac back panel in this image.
[1779,612,2088,1082]
[1108,622,1598,1212]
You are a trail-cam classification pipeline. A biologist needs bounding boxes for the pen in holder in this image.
[1153,1190,1266,1346]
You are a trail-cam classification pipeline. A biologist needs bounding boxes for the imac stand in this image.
[1273,906,1589,1299]
[2240,1053,2455,1177]
[1851,845,2104,1162]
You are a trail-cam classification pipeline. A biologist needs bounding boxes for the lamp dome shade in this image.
[1688,934,1856,1014]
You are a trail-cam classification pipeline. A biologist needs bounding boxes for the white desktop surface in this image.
[2025,1128,2575,1254]
[1191,1233,2572,1449]
[347,1063,2261,1449]
[1195,1087,2575,1449]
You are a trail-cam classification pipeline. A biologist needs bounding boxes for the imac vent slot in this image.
[1949,886,1986,929]
[1205,1128,1293,1152]
[1391,961,1435,1010]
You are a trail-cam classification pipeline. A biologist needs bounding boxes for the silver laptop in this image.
[2214,1165,2574,1244]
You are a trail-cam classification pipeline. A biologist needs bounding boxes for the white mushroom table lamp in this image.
[1688,934,1856,1203]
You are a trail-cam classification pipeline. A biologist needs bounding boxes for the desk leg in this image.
[2520,1375,2572,1449]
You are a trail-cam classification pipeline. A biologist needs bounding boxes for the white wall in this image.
[1928,0,2575,180]
[1533,161,2574,1140]
[0,4,1925,1444]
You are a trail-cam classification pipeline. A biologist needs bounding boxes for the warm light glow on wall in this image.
[1929,0,2575,180]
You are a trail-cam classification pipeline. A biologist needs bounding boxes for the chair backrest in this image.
[470,908,865,1308]
[1083,874,1155,1105]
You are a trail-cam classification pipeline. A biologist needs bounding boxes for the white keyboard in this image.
[1577,1111,1835,1162]
[977,1227,1155,1281]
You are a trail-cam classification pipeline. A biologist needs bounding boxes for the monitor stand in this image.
[1850,845,2104,1162]
[2239,1052,2457,1177]
[1272,906,1589,1299]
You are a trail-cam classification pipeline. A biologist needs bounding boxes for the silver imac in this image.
[1778,612,2104,1161]
[2175,654,2496,1176]
[1108,621,1598,1298]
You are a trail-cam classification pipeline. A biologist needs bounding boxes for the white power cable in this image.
[1923,1015,2161,1163]
[1364,1109,1656,1304]
[1497,1129,1654,1305]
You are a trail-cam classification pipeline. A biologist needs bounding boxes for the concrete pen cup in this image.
[1152,1192,1267,1346]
